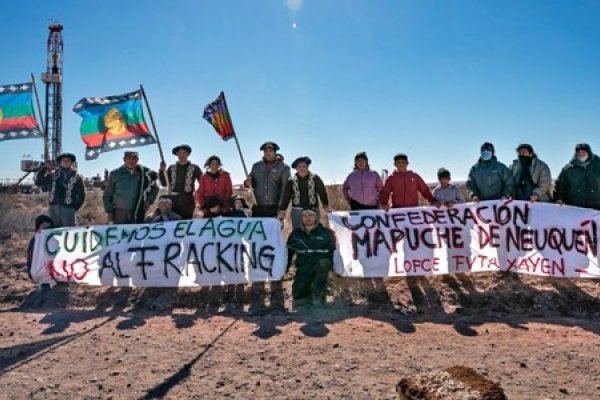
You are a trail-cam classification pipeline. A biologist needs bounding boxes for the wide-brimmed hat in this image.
[260,141,280,151]
[291,156,311,169]
[172,144,192,155]
[57,153,76,163]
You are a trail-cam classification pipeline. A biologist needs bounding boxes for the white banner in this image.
[31,218,287,287]
[329,201,600,278]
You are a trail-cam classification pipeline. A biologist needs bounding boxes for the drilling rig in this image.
[41,23,63,164]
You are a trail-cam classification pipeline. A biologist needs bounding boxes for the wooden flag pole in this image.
[221,92,250,177]
[30,73,48,163]
[220,92,256,205]
[140,84,171,193]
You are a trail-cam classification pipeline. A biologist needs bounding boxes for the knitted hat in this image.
[575,143,592,155]
[124,151,139,158]
[301,207,318,216]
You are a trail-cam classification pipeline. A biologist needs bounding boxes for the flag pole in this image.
[222,92,249,177]
[30,73,48,163]
[139,84,170,193]
[219,92,257,206]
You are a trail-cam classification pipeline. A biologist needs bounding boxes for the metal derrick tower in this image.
[41,23,63,163]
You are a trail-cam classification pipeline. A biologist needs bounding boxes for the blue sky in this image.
[1,0,599,185]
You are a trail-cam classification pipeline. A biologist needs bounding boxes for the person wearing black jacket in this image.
[34,153,85,227]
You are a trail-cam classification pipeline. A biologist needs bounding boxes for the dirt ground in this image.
[2,193,600,399]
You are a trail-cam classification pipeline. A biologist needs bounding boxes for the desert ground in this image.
[1,192,600,399]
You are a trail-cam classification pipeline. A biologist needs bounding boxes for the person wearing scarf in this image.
[510,144,552,202]
[34,152,85,227]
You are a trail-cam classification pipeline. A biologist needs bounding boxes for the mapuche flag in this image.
[0,82,42,141]
[203,91,235,141]
[73,90,155,160]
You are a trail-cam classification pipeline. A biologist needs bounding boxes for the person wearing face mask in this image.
[466,142,514,202]
[554,143,600,210]
[509,144,552,202]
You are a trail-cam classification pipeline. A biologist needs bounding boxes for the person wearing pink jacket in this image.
[342,152,383,210]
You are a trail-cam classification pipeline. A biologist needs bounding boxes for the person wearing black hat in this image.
[278,156,330,229]
[34,152,85,227]
[103,151,159,224]
[195,155,233,215]
[509,144,552,202]
[286,207,336,307]
[432,168,465,207]
[466,142,513,201]
[380,153,438,210]
[342,151,383,210]
[554,143,600,210]
[244,141,291,217]
[158,145,203,219]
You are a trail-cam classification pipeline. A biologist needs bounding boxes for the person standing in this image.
[342,151,383,210]
[466,142,513,201]
[380,153,437,210]
[159,144,203,219]
[286,208,336,307]
[278,156,330,229]
[244,141,291,217]
[432,168,465,207]
[510,144,552,202]
[554,143,600,210]
[103,151,159,224]
[195,155,233,214]
[34,152,85,227]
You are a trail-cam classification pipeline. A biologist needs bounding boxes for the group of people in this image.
[28,139,600,307]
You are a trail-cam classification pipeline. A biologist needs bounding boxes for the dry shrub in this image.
[0,194,47,238]
[77,188,109,225]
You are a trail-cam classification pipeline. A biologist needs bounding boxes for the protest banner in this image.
[31,218,286,287]
[329,200,600,279]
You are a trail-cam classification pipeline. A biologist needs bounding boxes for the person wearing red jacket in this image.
[195,155,233,213]
[380,153,438,210]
